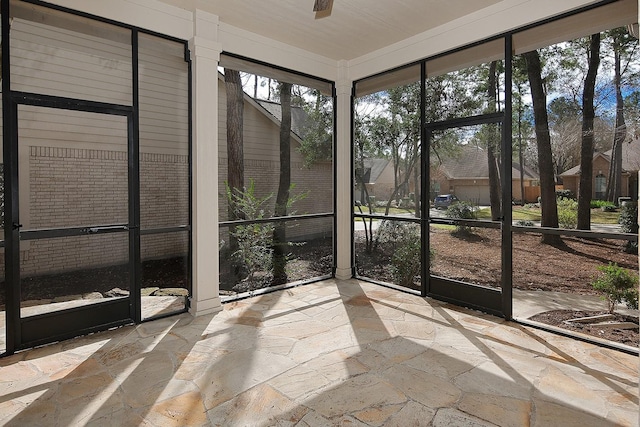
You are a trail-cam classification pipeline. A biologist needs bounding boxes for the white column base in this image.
[335,266,353,281]
[189,297,222,316]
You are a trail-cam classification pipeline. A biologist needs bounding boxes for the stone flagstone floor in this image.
[0,279,637,426]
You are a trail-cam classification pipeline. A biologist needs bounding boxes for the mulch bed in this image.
[530,310,638,347]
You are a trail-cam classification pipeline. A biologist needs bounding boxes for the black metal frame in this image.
[10,95,134,349]
[350,0,638,352]
[423,111,506,316]
[1,0,193,354]
[216,53,338,301]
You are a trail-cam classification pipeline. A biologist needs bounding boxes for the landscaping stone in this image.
[82,292,104,300]
[591,321,639,330]
[105,288,129,297]
[565,313,615,324]
[141,287,160,297]
[152,288,189,297]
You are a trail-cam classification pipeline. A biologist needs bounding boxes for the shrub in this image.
[226,181,275,280]
[555,189,575,200]
[618,201,638,254]
[591,263,639,313]
[391,229,421,287]
[590,200,616,210]
[446,201,476,234]
[376,221,433,287]
[556,197,577,229]
[515,220,534,227]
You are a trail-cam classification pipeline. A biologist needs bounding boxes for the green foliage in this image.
[225,179,307,282]
[226,180,274,280]
[556,197,577,229]
[555,189,575,200]
[299,90,333,167]
[591,263,639,313]
[618,201,638,233]
[445,201,476,234]
[590,200,616,209]
[618,201,638,254]
[376,221,432,287]
[515,219,535,226]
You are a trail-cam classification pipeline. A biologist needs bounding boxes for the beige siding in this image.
[139,33,189,155]
[11,18,132,105]
[18,106,128,151]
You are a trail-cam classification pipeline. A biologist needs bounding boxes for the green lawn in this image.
[356,205,620,225]
[477,206,619,224]
[354,206,415,215]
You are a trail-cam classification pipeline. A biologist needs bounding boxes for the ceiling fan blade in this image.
[313,0,331,12]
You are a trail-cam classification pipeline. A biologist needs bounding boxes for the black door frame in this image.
[6,92,138,350]
[423,112,505,317]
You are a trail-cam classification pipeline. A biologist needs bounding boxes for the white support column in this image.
[335,60,354,280]
[189,10,223,316]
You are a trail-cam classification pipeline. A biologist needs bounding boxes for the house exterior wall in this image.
[512,179,539,204]
[2,13,190,278]
[360,162,397,202]
[431,172,538,205]
[563,155,633,200]
[217,79,333,240]
[10,17,132,105]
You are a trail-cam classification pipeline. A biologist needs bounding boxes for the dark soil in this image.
[219,237,334,294]
[0,256,188,307]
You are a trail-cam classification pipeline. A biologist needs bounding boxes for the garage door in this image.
[454,185,490,205]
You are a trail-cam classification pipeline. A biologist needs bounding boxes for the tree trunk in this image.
[577,34,600,230]
[225,69,245,279]
[225,69,245,215]
[523,51,561,245]
[487,61,502,220]
[516,83,526,204]
[605,47,627,204]
[272,82,292,285]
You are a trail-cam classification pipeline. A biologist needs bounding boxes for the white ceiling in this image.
[159,0,502,61]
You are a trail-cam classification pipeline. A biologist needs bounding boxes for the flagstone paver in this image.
[0,279,637,426]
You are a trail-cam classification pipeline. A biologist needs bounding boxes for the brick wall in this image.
[218,158,333,240]
[2,147,190,278]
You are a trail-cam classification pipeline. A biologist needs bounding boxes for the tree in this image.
[512,60,535,204]
[577,33,601,230]
[272,82,293,285]
[299,89,333,167]
[225,69,245,217]
[547,96,582,176]
[605,28,638,203]
[522,50,561,244]
[486,61,502,220]
[225,68,246,279]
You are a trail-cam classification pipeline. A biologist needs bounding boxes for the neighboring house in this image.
[354,158,398,203]
[560,138,640,201]
[432,145,540,205]
[217,76,333,239]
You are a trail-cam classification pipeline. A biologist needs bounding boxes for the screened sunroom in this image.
[0,0,638,424]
